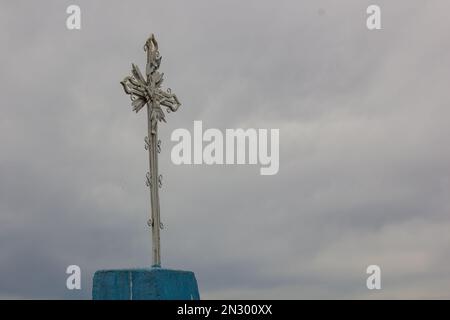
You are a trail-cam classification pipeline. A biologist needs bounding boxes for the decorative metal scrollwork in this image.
[157,140,161,153]
[145,172,151,187]
[158,174,163,188]
[144,136,150,150]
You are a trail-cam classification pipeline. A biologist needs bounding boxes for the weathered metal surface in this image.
[121,34,181,267]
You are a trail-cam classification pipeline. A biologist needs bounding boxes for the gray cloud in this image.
[1,0,450,299]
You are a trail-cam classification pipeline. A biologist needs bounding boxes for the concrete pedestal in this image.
[92,268,200,300]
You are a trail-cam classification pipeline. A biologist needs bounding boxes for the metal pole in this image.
[147,103,161,267]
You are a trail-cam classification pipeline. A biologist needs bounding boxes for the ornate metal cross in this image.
[121,34,181,267]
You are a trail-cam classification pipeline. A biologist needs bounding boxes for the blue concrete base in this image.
[92,268,200,300]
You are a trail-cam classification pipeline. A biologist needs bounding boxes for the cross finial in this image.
[120,34,181,267]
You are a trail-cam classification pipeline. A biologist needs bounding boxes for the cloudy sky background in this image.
[1,0,450,299]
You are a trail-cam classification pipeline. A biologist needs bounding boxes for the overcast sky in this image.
[1,0,450,299]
